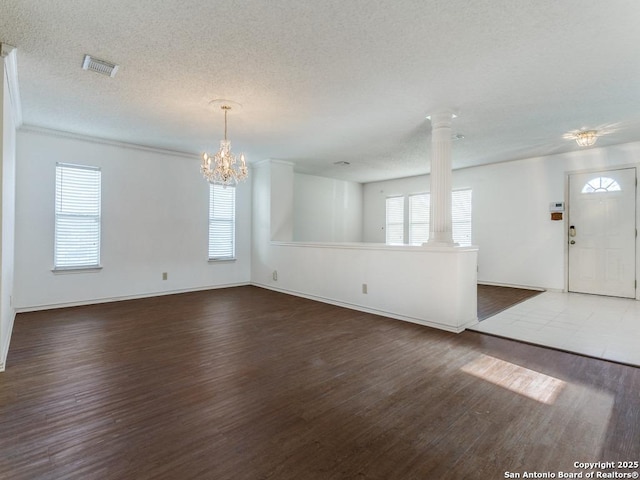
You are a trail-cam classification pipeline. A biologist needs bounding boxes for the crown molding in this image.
[1,43,23,127]
[252,158,295,169]
[20,125,200,160]
[270,159,295,167]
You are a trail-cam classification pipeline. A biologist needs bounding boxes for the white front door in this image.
[568,168,636,298]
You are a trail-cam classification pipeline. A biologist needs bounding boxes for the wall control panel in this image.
[549,201,565,212]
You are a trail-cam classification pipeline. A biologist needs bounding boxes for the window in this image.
[387,189,473,247]
[385,196,404,245]
[452,189,472,246]
[209,184,236,260]
[581,177,621,193]
[54,163,102,269]
[409,193,429,245]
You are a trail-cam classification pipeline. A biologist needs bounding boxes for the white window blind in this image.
[452,189,472,246]
[54,163,102,269]
[209,184,236,260]
[385,196,404,245]
[389,189,472,246]
[409,193,430,245]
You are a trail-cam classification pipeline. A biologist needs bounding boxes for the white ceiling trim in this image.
[252,159,296,170]
[1,43,23,127]
[20,125,198,160]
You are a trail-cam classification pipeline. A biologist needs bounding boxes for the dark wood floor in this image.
[1,286,638,479]
[477,284,543,321]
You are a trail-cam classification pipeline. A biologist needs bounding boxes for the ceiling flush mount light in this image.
[201,102,248,186]
[574,130,598,147]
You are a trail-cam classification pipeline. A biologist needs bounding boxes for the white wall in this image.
[14,128,252,310]
[364,141,640,291]
[363,175,428,244]
[252,160,478,333]
[0,52,17,371]
[293,173,363,242]
[270,161,294,242]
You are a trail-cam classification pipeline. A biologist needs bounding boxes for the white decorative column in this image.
[427,111,456,246]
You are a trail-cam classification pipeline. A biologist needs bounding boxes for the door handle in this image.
[569,225,576,237]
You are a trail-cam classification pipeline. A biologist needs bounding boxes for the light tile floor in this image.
[469,291,640,367]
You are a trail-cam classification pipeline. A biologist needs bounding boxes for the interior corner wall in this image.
[251,160,272,277]
[363,141,640,291]
[0,59,17,371]
[270,161,294,242]
[293,173,363,242]
[14,129,252,311]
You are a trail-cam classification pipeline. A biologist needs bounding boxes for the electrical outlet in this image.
[162,272,168,280]
[362,283,368,294]
[273,270,278,281]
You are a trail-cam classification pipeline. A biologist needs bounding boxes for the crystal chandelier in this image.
[201,104,248,186]
[575,130,598,147]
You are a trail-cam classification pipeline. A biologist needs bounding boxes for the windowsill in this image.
[52,265,103,274]
[208,258,237,263]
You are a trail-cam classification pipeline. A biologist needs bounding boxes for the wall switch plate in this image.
[273,270,278,281]
[362,283,368,294]
[162,272,168,280]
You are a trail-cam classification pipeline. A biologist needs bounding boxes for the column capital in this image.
[426,111,457,129]
[1,43,16,58]
[1,43,23,127]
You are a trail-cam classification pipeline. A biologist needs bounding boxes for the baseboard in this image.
[251,282,477,334]
[478,281,547,291]
[0,309,16,372]
[14,282,251,313]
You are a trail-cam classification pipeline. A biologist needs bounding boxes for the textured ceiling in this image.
[2,0,640,183]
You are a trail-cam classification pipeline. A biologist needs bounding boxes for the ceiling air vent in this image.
[82,55,119,77]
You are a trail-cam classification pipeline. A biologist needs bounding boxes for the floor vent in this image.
[82,55,119,77]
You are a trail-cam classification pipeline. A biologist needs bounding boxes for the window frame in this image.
[385,195,405,245]
[451,189,473,247]
[208,183,236,262]
[386,189,473,247]
[581,177,622,193]
[53,162,102,272]
[409,192,430,246]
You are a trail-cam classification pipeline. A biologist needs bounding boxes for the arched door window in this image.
[581,177,621,193]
